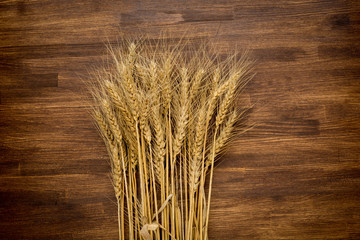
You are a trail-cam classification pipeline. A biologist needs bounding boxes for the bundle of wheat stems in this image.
[90,38,252,240]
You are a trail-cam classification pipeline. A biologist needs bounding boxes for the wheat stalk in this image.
[89,37,252,240]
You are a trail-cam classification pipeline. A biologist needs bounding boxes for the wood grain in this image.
[1,0,359,239]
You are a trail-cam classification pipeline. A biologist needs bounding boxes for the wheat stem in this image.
[204,128,218,240]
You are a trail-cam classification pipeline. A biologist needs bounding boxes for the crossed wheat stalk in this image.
[89,38,252,240]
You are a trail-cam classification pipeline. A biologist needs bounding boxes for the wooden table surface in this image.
[1,1,360,239]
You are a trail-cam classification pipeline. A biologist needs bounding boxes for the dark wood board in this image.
[1,0,360,239]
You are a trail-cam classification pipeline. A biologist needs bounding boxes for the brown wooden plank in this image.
[1,0,359,239]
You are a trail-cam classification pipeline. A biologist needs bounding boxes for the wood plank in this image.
[1,0,359,239]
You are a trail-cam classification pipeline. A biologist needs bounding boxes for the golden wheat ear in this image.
[88,36,252,240]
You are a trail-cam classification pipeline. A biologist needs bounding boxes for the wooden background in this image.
[1,0,360,239]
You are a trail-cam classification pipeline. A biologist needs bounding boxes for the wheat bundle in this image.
[90,38,252,240]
